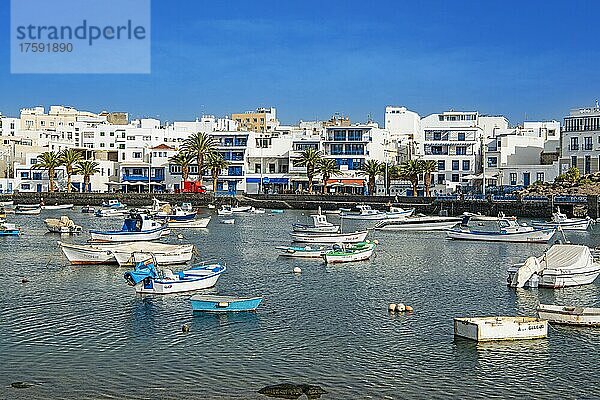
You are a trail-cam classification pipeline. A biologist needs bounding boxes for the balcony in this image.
[122,174,164,182]
[569,144,579,151]
[584,144,593,151]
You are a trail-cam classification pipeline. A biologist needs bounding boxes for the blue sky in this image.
[0,0,599,125]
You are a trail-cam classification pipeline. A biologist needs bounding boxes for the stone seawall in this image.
[0,192,593,218]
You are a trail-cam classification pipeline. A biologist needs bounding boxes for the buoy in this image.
[177,234,184,240]
[405,305,413,312]
[21,278,29,284]
[388,303,397,312]
[181,324,190,333]
[293,267,302,274]
[396,303,406,312]
[373,240,379,245]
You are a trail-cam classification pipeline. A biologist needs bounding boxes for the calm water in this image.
[1,209,600,399]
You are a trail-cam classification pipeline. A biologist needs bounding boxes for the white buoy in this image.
[293,267,302,274]
[396,303,406,312]
[388,303,397,312]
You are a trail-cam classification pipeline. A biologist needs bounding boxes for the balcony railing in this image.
[569,144,580,150]
[122,174,164,182]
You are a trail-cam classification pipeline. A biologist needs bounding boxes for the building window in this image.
[431,146,443,155]
[133,152,142,159]
[585,155,591,174]
[279,164,288,173]
[451,173,459,182]
[457,132,465,141]
[20,172,29,179]
[433,132,441,140]
[536,172,544,182]
[584,137,593,151]
[510,173,517,185]
[437,160,445,170]
[254,164,261,173]
[452,160,459,171]
[571,156,577,167]
[437,174,445,184]
[456,146,467,155]
[462,160,470,171]
[570,137,579,151]
[488,157,497,167]
[269,163,276,173]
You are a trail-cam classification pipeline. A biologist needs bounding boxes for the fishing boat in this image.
[44,216,82,234]
[190,295,263,312]
[41,203,74,210]
[249,207,266,214]
[156,207,197,222]
[462,212,511,221]
[95,208,128,217]
[89,213,168,242]
[81,206,95,213]
[15,205,41,215]
[323,241,377,264]
[221,218,235,225]
[276,245,328,258]
[0,222,20,236]
[291,230,368,244]
[293,214,340,233]
[454,316,548,341]
[374,215,462,231]
[217,205,233,215]
[58,241,193,265]
[537,304,600,326]
[0,200,14,207]
[446,216,555,243]
[124,257,226,294]
[168,216,211,228]
[112,244,195,266]
[232,205,253,213]
[340,205,386,220]
[102,199,126,208]
[507,244,600,288]
[181,203,193,212]
[386,206,416,218]
[532,208,592,231]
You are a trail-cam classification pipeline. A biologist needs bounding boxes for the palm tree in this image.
[59,148,83,193]
[383,163,402,195]
[359,159,383,196]
[399,159,423,197]
[204,152,229,193]
[75,161,100,193]
[169,151,195,181]
[296,148,323,193]
[317,158,340,194]
[419,159,438,197]
[33,151,63,192]
[181,132,216,185]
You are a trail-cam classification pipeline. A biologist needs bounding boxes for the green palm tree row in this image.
[33,149,96,192]
[358,159,438,197]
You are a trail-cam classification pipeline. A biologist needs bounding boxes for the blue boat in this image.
[89,213,168,242]
[190,295,263,312]
[0,222,20,236]
[156,209,197,222]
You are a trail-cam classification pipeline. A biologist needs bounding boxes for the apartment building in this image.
[559,104,600,175]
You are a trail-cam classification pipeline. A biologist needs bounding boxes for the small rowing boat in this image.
[290,230,368,244]
[537,304,600,326]
[323,241,377,264]
[190,295,263,312]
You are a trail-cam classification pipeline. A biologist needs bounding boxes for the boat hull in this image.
[191,295,263,312]
[0,230,20,236]
[454,317,548,341]
[323,246,375,264]
[276,246,326,258]
[89,226,167,243]
[42,204,74,210]
[290,230,368,244]
[532,219,591,231]
[58,242,116,265]
[15,208,41,215]
[135,266,224,294]
[112,245,195,266]
[292,224,340,233]
[537,304,600,326]
[168,217,211,228]
[447,228,555,243]
[375,217,461,231]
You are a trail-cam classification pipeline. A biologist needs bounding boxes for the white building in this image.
[560,104,600,175]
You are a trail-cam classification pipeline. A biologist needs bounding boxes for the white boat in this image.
[217,205,233,216]
[181,203,193,212]
[0,200,14,207]
[58,241,193,265]
[341,205,387,220]
[102,199,126,208]
[290,230,368,244]
[89,213,168,242]
[221,218,235,225]
[95,208,128,217]
[41,203,74,210]
[462,212,511,221]
[0,222,20,236]
[532,208,592,231]
[112,244,195,266]
[58,241,117,265]
[249,207,266,214]
[207,204,216,209]
[454,316,548,341]
[446,217,555,243]
[232,205,253,213]
[293,214,340,233]
[15,205,42,215]
[507,244,600,288]
[124,258,225,294]
[276,245,328,258]
[537,304,600,326]
[323,241,377,264]
[375,215,462,231]
[168,216,211,228]
[386,206,415,218]
[44,216,82,234]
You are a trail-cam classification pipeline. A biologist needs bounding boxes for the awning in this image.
[326,179,365,186]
